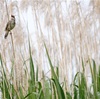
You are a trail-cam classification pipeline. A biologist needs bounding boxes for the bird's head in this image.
[11,15,15,20]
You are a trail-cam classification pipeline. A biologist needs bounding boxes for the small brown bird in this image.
[4,15,16,39]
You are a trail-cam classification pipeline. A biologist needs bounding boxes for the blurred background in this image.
[0,0,100,96]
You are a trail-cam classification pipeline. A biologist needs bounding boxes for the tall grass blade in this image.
[27,39,36,99]
[89,59,97,99]
[44,43,65,99]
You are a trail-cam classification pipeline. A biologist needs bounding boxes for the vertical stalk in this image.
[10,32,15,58]
[5,0,17,91]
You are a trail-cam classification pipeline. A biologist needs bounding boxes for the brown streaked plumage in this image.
[4,15,16,39]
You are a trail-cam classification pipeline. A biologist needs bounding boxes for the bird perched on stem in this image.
[4,15,16,39]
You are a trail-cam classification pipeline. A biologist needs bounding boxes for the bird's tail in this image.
[4,31,9,39]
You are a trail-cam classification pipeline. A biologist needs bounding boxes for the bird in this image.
[4,15,16,39]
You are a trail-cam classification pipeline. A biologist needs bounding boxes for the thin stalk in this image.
[4,0,17,91]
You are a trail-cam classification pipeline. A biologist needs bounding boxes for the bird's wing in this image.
[5,20,11,31]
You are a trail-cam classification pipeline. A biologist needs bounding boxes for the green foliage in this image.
[73,72,87,99]
[27,39,36,99]
[44,43,65,99]
[0,45,100,99]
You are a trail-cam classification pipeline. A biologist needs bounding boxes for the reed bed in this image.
[0,0,100,99]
